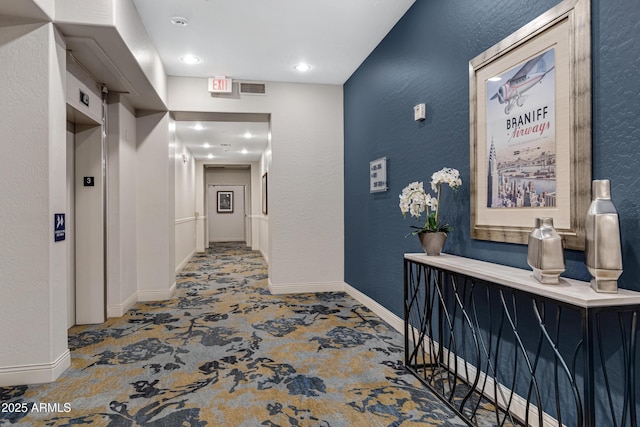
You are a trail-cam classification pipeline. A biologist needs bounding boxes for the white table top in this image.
[405,253,640,308]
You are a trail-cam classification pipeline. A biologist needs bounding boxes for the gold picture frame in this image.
[262,172,268,215]
[469,0,591,250]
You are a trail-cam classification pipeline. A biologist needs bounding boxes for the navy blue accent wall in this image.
[344,0,640,319]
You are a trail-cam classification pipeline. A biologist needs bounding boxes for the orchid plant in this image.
[399,167,462,234]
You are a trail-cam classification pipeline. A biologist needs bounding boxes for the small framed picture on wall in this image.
[217,191,234,213]
[262,172,268,215]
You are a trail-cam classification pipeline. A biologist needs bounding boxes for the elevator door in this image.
[74,123,105,325]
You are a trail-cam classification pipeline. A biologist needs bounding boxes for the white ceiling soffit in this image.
[132,0,415,85]
[175,116,269,163]
[55,0,168,111]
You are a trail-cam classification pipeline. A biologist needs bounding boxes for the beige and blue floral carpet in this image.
[0,243,497,426]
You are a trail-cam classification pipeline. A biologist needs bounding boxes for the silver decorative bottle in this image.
[585,179,623,293]
[527,217,565,284]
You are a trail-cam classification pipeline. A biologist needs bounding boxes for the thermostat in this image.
[414,103,426,121]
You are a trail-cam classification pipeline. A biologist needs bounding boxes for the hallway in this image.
[0,244,478,426]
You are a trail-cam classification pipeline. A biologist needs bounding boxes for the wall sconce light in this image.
[182,153,188,163]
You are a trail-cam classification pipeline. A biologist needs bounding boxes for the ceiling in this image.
[133,0,415,163]
[132,0,415,85]
[172,112,270,162]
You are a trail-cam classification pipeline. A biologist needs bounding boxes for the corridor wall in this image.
[136,112,176,301]
[174,132,197,273]
[344,0,640,315]
[344,1,640,423]
[0,22,70,386]
[106,96,139,317]
[169,79,344,293]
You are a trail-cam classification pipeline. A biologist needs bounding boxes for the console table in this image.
[404,253,640,427]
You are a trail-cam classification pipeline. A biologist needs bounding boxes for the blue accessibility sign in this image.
[54,213,65,242]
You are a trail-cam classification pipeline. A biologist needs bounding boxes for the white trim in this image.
[342,282,560,426]
[107,292,138,318]
[210,238,245,242]
[137,282,177,302]
[176,249,196,273]
[260,248,269,264]
[344,284,404,334]
[268,279,346,295]
[175,216,196,225]
[0,349,71,387]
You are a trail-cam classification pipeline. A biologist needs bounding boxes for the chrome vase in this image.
[585,179,623,293]
[527,217,565,284]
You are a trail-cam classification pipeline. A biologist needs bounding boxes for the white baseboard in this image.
[176,249,196,273]
[423,340,561,427]
[0,349,71,387]
[264,276,559,425]
[107,292,138,318]
[268,279,346,294]
[260,248,269,264]
[344,284,405,335]
[137,282,177,302]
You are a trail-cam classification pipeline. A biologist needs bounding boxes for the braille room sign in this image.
[54,213,65,242]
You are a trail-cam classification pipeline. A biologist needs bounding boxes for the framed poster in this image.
[469,0,591,250]
[262,172,268,215]
[217,191,234,213]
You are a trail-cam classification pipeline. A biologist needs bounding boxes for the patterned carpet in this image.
[0,243,477,426]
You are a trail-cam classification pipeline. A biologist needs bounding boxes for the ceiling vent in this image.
[239,81,267,96]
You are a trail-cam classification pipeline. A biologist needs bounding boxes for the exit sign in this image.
[208,77,233,93]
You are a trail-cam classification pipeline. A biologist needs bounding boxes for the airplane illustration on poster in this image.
[489,51,555,115]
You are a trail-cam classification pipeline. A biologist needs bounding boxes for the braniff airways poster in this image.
[485,48,556,209]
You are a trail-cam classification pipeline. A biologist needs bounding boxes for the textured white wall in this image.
[208,185,247,242]
[106,97,138,316]
[194,160,207,252]
[174,133,196,271]
[66,125,75,328]
[0,23,69,385]
[118,101,138,307]
[55,0,114,26]
[114,0,167,104]
[204,168,253,246]
[136,112,175,300]
[168,78,344,288]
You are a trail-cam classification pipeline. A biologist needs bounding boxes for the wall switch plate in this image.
[414,103,426,121]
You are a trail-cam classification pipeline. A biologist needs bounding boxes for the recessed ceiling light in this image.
[241,149,248,155]
[181,54,200,65]
[488,76,502,82]
[193,123,204,131]
[203,142,210,148]
[207,154,214,159]
[171,17,189,26]
[294,63,311,72]
[244,132,253,139]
